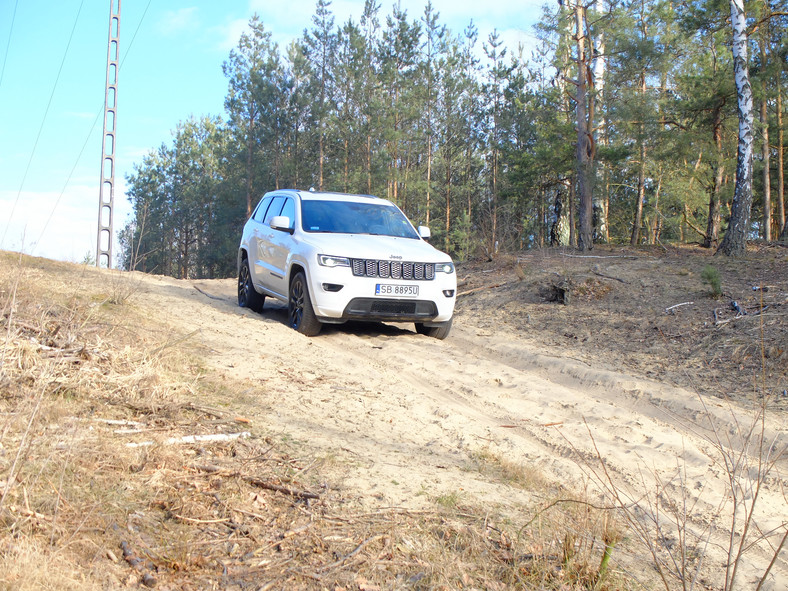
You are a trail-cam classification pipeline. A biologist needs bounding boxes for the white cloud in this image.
[157,7,201,37]
[216,17,254,52]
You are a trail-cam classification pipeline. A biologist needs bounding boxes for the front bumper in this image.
[307,266,456,323]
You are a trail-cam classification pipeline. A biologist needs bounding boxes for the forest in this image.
[119,0,788,279]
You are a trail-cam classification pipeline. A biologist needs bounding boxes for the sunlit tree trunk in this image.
[778,85,786,239]
[574,1,594,251]
[717,0,754,257]
[759,37,771,241]
[591,0,608,242]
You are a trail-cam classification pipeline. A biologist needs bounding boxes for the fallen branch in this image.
[315,534,386,573]
[559,254,638,259]
[457,282,508,297]
[192,465,320,500]
[126,431,251,448]
[592,270,629,284]
[246,477,320,500]
[192,284,225,301]
[665,301,694,314]
[6,504,52,522]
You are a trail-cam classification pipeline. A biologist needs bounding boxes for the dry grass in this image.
[0,252,639,589]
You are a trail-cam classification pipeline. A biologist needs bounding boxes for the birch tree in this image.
[717,0,755,256]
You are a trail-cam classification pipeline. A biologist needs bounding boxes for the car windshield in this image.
[301,200,420,239]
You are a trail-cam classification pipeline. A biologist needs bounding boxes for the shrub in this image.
[701,264,722,297]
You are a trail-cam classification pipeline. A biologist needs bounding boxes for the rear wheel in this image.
[238,257,264,313]
[288,272,322,336]
[415,317,452,340]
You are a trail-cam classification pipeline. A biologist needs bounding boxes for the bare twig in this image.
[245,477,320,500]
[191,284,225,301]
[315,534,386,573]
[665,301,694,314]
[457,282,508,297]
[592,270,630,284]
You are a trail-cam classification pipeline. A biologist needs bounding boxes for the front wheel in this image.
[415,317,452,340]
[288,272,322,336]
[238,258,264,313]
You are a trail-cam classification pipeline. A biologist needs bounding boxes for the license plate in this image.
[375,284,419,297]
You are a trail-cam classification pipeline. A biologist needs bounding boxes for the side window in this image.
[279,198,295,230]
[252,196,272,222]
[263,196,285,225]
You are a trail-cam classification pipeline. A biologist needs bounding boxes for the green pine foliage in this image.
[120,0,788,277]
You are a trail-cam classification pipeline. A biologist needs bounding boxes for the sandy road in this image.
[140,273,787,590]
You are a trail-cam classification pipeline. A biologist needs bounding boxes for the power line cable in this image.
[32,0,155,257]
[0,0,20,92]
[1,0,85,249]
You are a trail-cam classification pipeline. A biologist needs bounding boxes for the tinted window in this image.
[263,196,286,225]
[279,198,295,230]
[252,196,272,222]
[301,200,419,239]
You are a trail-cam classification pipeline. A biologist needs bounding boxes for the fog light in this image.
[443,290,455,297]
[323,283,344,292]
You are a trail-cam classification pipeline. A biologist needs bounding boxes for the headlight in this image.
[318,254,351,267]
[435,262,455,274]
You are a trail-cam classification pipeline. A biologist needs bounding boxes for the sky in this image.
[0,0,544,265]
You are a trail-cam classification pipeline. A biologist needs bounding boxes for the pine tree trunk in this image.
[631,68,647,246]
[426,132,432,226]
[717,0,755,257]
[777,85,785,237]
[366,135,372,195]
[245,118,254,218]
[574,2,593,251]
[704,105,725,247]
[631,139,646,245]
[445,164,452,253]
[760,30,771,240]
[761,95,771,240]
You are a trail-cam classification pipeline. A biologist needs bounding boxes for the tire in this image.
[415,317,452,340]
[288,271,322,336]
[238,257,264,313]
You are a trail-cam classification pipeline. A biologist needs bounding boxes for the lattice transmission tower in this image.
[96,0,120,268]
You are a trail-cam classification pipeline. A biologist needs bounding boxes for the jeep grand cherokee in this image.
[237,190,456,338]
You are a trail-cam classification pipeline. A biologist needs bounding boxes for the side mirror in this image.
[418,226,431,239]
[270,216,294,234]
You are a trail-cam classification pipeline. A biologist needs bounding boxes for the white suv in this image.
[237,190,456,338]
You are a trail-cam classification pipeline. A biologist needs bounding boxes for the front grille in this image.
[352,259,435,281]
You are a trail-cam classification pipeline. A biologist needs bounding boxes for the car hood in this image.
[302,233,452,262]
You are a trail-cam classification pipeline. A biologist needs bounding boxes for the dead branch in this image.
[683,204,708,239]
[192,465,320,500]
[315,534,387,573]
[6,504,52,522]
[191,284,225,301]
[592,270,629,284]
[246,477,320,500]
[665,302,694,314]
[457,283,508,297]
[559,254,638,259]
[126,431,251,448]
